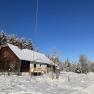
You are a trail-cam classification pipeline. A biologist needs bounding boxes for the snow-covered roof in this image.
[7,43,54,65]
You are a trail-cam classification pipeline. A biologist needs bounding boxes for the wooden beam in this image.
[18,60,21,75]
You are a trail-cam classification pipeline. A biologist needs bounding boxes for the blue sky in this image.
[0,0,94,61]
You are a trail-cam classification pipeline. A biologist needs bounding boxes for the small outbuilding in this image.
[0,43,54,75]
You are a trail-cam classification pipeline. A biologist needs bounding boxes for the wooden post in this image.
[51,65,54,79]
[18,60,21,75]
[30,62,32,76]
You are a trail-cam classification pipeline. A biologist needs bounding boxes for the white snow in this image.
[0,72,94,94]
[7,43,53,65]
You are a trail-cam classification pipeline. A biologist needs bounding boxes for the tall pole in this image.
[30,0,39,76]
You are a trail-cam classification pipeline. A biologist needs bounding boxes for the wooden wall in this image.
[0,46,20,73]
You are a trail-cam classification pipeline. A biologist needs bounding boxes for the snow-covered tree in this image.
[0,31,7,45]
[79,55,90,73]
[0,31,33,50]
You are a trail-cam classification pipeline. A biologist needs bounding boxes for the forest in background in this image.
[1,31,94,74]
[0,31,33,50]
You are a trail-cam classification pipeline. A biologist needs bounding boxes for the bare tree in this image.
[79,55,90,74]
[0,31,7,45]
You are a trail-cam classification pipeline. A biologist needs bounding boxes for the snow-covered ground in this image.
[0,72,94,94]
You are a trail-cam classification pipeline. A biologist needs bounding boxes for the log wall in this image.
[0,46,20,73]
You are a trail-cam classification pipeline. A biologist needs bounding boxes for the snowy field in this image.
[0,72,94,94]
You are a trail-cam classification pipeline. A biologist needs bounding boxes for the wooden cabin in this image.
[0,43,54,75]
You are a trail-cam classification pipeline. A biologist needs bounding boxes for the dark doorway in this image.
[20,60,30,72]
[34,64,36,68]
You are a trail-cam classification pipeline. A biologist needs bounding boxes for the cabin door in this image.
[20,61,30,72]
